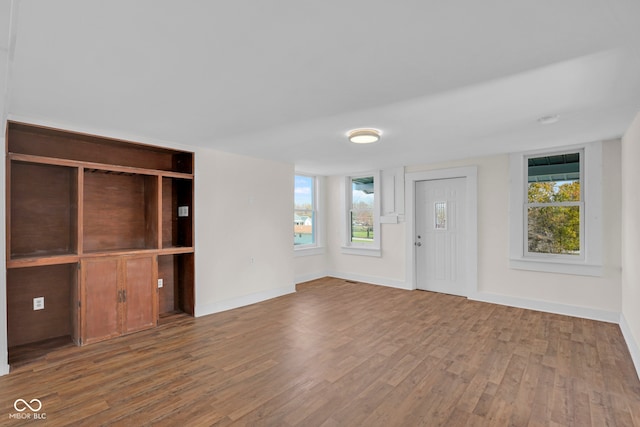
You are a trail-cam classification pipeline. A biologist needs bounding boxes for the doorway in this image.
[415,178,466,296]
[405,166,477,296]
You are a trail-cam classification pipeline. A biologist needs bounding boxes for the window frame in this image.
[509,142,603,276]
[294,174,323,255]
[524,149,585,260]
[342,171,381,257]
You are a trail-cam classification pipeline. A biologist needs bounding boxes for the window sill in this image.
[294,246,325,257]
[341,246,381,257]
[509,258,602,277]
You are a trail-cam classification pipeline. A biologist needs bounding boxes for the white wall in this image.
[621,112,640,375]
[294,141,623,320]
[325,175,407,288]
[194,148,295,315]
[408,142,622,319]
[294,252,327,283]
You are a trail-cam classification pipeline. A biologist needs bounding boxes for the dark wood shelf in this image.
[8,254,80,269]
[8,153,194,179]
[8,121,193,174]
[159,246,195,255]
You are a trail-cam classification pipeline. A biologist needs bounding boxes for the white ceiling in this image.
[5,0,640,175]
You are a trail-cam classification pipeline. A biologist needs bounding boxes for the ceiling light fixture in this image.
[537,114,560,125]
[347,128,381,144]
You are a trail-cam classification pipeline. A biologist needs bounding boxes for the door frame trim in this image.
[405,166,478,295]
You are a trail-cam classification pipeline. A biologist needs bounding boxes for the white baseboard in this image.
[294,271,329,285]
[620,313,640,381]
[469,291,620,323]
[194,284,296,317]
[0,363,9,376]
[326,271,411,290]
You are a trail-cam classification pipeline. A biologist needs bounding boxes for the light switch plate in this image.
[157,279,163,288]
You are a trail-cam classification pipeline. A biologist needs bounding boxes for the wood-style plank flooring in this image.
[1,277,639,426]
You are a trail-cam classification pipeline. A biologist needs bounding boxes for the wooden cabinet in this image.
[5,121,195,362]
[82,258,120,343]
[81,256,157,344]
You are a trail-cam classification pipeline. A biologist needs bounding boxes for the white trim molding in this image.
[342,170,381,256]
[294,271,329,285]
[508,141,603,276]
[194,284,296,317]
[327,271,411,291]
[294,246,325,257]
[469,291,619,324]
[405,166,478,295]
[620,313,640,381]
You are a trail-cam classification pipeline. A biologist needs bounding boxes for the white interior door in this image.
[415,178,467,296]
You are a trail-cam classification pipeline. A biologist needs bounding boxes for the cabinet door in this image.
[81,258,120,344]
[123,256,157,334]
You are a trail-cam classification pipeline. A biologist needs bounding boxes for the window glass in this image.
[434,202,447,230]
[526,152,581,256]
[351,176,375,244]
[294,175,315,246]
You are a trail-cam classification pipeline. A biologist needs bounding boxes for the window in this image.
[526,151,582,257]
[343,172,381,256]
[434,201,447,230]
[350,176,375,245]
[509,142,603,276]
[294,175,315,247]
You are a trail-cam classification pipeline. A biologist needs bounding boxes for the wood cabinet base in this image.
[81,255,158,345]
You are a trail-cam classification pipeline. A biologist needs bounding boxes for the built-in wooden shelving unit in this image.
[5,121,195,362]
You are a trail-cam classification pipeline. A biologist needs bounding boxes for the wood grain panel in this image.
[10,162,77,258]
[83,171,148,252]
[122,256,157,334]
[7,264,76,347]
[162,177,193,249]
[177,253,195,316]
[157,254,176,314]
[161,177,177,248]
[143,175,159,250]
[8,122,190,173]
[176,178,193,248]
[81,258,119,344]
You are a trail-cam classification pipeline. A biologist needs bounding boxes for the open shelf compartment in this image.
[10,161,78,260]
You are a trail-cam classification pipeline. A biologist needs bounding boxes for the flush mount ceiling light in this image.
[347,128,381,144]
[537,114,560,125]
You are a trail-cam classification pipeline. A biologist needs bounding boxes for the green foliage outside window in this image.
[527,181,580,255]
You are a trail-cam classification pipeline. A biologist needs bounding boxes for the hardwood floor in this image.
[2,277,639,426]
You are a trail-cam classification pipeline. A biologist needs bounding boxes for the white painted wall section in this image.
[195,148,296,316]
[405,143,621,321]
[621,112,640,378]
[325,175,407,289]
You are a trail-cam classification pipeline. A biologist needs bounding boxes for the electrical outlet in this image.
[157,278,163,288]
[33,297,44,311]
[178,206,189,217]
